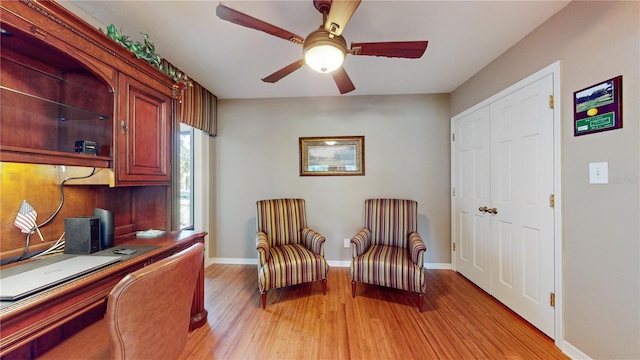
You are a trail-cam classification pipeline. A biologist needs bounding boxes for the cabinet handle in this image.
[487,208,498,214]
[479,206,488,212]
[120,121,128,133]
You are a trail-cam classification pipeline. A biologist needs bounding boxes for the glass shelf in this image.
[0,56,111,122]
[1,86,110,122]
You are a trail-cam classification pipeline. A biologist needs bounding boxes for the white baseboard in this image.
[426,263,452,270]
[210,257,256,265]
[562,341,592,360]
[328,260,351,267]
[210,257,452,270]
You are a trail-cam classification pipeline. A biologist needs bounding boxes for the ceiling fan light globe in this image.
[303,28,347,74]
[304,45,345,73]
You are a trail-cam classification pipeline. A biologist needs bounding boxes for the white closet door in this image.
[453,106,491,293]
[489,73,555,338]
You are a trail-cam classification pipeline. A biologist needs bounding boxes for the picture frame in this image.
[574,75,622,136]
[299,136,365,176]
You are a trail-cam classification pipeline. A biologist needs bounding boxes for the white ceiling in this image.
[65,1,570,99]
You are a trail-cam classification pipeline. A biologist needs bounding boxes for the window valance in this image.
[163,60,217,136]
[180,81,217,137]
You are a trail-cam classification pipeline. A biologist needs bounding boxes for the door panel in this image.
[453,105,491,293]
[490,74,555,338]
[497,220,513,287]
[523,226,541,301]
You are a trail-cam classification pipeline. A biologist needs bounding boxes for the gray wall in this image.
[213,94,451,264]
[450,2,639,359]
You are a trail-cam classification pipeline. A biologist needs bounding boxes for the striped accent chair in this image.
[256,199,329,309]
[349,199,427,312]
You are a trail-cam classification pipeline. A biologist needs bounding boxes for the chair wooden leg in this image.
[418,293,424,312]
[322,279,327,295]
[261,292,266,310]
[351,281,356,298]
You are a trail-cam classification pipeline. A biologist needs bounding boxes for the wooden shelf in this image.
[0,145,111,168]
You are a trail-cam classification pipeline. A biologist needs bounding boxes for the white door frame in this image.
[193,129,213,268]
[450,61,563,347]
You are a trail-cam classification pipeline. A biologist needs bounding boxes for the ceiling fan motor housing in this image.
[313,0,332,14]
[303,28,347,73]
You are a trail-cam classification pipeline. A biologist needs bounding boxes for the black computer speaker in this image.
[93,208,115,250]
[64,217,101,254]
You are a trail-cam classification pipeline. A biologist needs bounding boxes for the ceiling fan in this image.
[216,0,428,94]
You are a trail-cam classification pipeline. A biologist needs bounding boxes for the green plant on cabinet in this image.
[105,24,192,88]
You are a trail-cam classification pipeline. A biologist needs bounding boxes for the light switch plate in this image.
[589,162,609,184]
[344,238,350,248]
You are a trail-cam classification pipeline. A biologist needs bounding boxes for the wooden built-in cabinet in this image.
[0,0,175,186]
[117,73,171,185]
[0,4,199,357]
[0,0,180,258]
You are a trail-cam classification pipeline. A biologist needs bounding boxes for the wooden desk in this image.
[0,231,208,358]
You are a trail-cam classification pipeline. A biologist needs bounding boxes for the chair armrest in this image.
[256,231,270,265]
[301,227,326,257]
[351,228,371,258]
[408,232,427,267]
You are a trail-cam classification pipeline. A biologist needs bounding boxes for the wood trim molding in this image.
[16,0,174,91]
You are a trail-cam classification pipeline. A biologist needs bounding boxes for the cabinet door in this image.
[117,73,171,185]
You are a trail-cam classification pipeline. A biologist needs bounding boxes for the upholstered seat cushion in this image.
[258,244,329,292]
[350,244,426,293]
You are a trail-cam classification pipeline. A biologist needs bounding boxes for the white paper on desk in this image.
[136,229,166,238]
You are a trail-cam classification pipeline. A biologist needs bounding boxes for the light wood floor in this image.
[177,264,568,360]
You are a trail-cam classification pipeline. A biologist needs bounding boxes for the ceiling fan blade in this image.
[261,59,306,83]
[350,41,428,58]
[324,0,361,37]
[216,4,304,45]
[331,67,356,94]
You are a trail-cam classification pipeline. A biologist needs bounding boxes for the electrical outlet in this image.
[344,238,350,248]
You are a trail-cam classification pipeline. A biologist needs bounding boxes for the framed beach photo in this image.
[299,136,365,176]
[574,76,622,136]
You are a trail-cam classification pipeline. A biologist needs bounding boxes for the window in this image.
[179,123,194,230]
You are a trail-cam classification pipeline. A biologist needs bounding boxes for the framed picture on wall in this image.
[574,75,622,136]
[299,136,365,176]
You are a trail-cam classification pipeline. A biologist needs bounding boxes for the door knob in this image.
[479,206,488,212]
[487,207,498,214]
